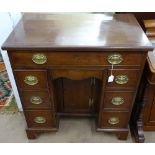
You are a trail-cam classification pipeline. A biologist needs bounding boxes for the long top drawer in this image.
[9,51,144,68]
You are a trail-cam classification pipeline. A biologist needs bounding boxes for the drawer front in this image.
[24,111,55,128]
[106,69,140,89]
[20,91,52,109]
[10,51,143,67]
[103,91,135,110]
[14,70,48,90]
[100,111,129,128]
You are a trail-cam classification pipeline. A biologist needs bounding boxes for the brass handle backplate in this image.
[30,96,43,105]
[34,116,46,124]
[115,75,128,85]
[32,53,47,64]
[24,75,38,85]
[112,97,124,106]
[108,117,120,125]
[108,53,123,65]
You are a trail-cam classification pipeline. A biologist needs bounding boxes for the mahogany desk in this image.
[2,13,153,140]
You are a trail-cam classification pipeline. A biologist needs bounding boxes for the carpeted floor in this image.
[0,68,12,109]
[0,52,18,112]
[0,112,154,143]
[0,97,19,112]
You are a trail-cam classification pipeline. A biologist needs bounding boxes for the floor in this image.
[0,112,154,143]
[0,52,17,111]
[0,97,18,112]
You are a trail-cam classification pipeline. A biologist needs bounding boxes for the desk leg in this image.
[130,106,145,143]
[116,130,129,140]
[26,129,37,139]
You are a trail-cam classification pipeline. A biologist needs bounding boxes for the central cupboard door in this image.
[52,70,104,114]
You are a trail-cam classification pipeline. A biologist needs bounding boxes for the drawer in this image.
[24,110,56,128]
[20,91,52,109]
[100,111,129,128]
[106,69,140,89]
[103,91,135,110]
[14,70,48,90]
[9,51,144,67]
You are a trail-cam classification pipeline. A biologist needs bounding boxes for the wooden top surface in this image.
[2,13,153,51]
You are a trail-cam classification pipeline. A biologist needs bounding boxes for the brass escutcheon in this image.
[115,75,128,85]
[34,116,46,124]
[108,53,123,65]
[24,75,38,85]
[108,117,120,125]
[32,53,47,64]
[30,96,43,105]
[112,97,124,106]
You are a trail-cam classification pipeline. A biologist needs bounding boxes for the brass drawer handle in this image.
[24,75,38,85]
[34,116,46,124]
[32,53,47,64]
[115,75,128,85]
[108,117,120,125]
[30,96,43,105]
[112,97,124,106]
[108,53,123,65]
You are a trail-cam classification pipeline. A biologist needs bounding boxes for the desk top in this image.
[2,13,153,51]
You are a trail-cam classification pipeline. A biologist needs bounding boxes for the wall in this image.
[0,12,23,111]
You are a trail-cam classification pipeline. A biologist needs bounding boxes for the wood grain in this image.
[2,14,152,51]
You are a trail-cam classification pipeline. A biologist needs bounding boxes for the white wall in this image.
[0,12,23,111]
